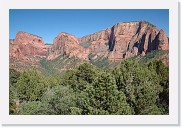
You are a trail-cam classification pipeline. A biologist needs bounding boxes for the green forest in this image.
[9,59,169,115]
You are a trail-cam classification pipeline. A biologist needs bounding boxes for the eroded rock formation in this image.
[10,20,169,65]
[77,20,169,61]
[10,31,47,62]
[47,32,90,60]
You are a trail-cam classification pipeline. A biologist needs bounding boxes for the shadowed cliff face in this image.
[108,26,115,51]
[10,20,169,67]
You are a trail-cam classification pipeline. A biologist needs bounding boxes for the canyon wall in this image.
[10,20,169,63]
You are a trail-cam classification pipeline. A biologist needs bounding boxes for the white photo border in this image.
[0,0,179,125]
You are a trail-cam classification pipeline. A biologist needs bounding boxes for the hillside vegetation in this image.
[10,59,169,115]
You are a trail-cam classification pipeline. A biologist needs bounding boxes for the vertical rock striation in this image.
[10,20,169,65]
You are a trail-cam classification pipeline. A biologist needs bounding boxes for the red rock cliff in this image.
[10,20,169,63]
[10,31,47,62]
[78,20,169,61]
[47,32,90,60]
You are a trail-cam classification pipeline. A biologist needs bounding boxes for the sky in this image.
[9,9,169,44]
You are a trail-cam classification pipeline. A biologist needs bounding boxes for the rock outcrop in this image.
[10,31,47,62]
[77,20,169,61]
[10,20,169,65]
[47,32,90,60]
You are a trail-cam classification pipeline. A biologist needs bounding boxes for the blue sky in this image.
[9,9,169,44]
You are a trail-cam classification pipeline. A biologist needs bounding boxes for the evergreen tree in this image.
[76,63,96,84]
[112,60,163,114]
[42,85,79,115]
[81,71,134,115]
[148,60,169,114]
[17,101,53,115]
[61,63,96,91]
[9,69,20,114]
[16,68,48,102]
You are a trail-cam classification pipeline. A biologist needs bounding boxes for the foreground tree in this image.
[17,101,53,115]
[9,69,20,114]
[76,63,96,84]
[79,71,134,115]
[61,63,96,91]
[148,60,169,114]
[112,60,164,114]
[42,85,80,115]
[16,68,49,102]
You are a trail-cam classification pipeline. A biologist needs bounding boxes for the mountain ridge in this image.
[47,20,168,61]
[9,20,169,73]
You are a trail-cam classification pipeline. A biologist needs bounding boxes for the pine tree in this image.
[9,69,20,114]
[82,71,134,115]
[16,68,48,102]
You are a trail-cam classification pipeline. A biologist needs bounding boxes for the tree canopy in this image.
[10,59,169,115]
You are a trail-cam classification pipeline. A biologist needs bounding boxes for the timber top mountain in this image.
[10,20,169,73]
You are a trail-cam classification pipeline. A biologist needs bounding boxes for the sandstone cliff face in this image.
[10,20,169,65]
[47,32,90,60]
[14,31,44,44]
[155,29,169,50]
[77,20,169,61]
[10,31,47,62]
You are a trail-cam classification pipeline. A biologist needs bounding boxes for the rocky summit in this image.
[10,20,169,73]
[10,31,48,61]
